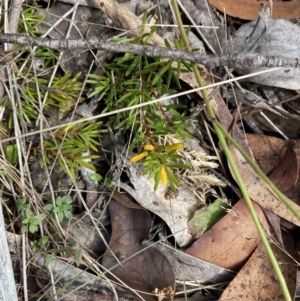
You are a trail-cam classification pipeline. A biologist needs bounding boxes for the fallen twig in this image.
[0,33,299,70]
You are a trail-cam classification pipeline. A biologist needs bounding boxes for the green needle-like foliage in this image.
[87,18,196,190]
[18,7,44,36]
[35,121,105,180]
[88,53,181,132]
[2,8,104,179]
[9,73,83,125]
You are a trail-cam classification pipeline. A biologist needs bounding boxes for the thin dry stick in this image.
[1,33,299,69]
[0,68,282,146]
[0,0,23,101]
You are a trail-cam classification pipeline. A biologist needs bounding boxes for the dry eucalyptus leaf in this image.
[246,134,288,174]
[268,141,299,192]
[212,91,300,226]
[102,198,175,301]
[208,0,300,20]
[212,92,252,154]
[220,233,297,300]
[229,19,300,90]
[186,199,270,271]
[148,242,235,284]
[228,144,300,227]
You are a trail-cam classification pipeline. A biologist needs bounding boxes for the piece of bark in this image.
[0,202,18,301]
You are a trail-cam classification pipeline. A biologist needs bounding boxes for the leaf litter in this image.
[207,0,300,20]
[2,0,300,300]
[220,232,298,300]
[228,19,300,90]
[186,199,270,271]
[103,191,175,301]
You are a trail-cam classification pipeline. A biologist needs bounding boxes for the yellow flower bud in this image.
[129,151,149,163]
[164,143,183,151]
[144,144,155,151]
[160,166,168,187]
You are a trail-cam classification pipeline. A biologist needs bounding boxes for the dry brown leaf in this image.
[285,142,300,205]
[208,0,300,20]
[247,134,300,201]
[228,144,300,227]
[246,137,298,245]
[268,141,299,192]
[246,134,288,174]
[220,233,297,300]
[212,92,300,227]
[185,199,270,271]
[93,0,165,46]
[102,192,175,301]
[150,242,235,283]
[262,208,283,247]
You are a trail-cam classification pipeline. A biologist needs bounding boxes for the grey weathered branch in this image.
[0,33,299,69]
[0,202,18,301]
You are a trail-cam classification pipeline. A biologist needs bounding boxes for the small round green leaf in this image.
[89,173,103,181]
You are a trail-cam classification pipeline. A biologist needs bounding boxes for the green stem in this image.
[215,119,300,222]
[171,0,292,300]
